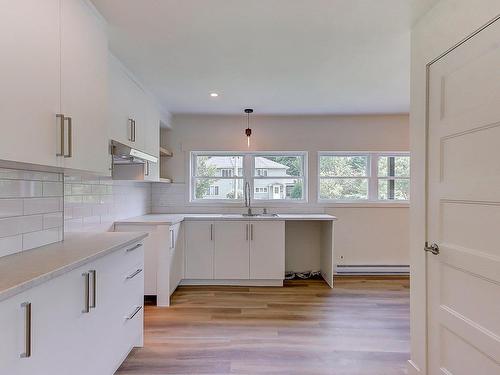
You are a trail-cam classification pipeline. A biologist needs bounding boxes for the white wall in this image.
[156,114,410,269]
[410,2,500,373]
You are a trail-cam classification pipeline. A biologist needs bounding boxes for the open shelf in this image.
[159,147,173,157]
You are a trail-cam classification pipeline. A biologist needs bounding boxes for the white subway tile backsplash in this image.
[43,181,63,197]
[23,227,62,251]
[0,199,23,218]
[0,235,22,257]
[43,212,63,229]
[23,197,62,215]
[64,176,151,234]
[0,215,42,237]
[0,180,42,198]
[0,168,63,258]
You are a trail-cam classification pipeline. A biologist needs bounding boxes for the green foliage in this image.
[195,156,217,198]
[290,181,303,199]
[264,156,301,176]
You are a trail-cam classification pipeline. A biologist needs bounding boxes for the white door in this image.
[250,221,285,279]
[427,18,500,374]
[60,0,109,175]
[214,221,249,279]
[185,221,215,279]
[0,0,61,167]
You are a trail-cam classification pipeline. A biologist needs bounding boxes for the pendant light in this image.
[244,108,253,148]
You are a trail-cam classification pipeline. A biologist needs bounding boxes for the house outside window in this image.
[190,152,307,202]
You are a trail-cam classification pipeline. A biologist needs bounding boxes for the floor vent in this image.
[335,265,409,275]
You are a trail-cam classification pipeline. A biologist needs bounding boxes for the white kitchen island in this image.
[114,214,336,306]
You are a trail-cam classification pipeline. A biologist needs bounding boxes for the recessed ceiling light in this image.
[210,92,219,97]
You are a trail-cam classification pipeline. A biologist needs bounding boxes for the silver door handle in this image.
[82,272,90,313]
[89,270,96,309]
[20,302,31,358]
[126,269,143,280]
[126,243,143,252]
[424,243,440,255]
[64,116,72,158]
[56,114,65,156]
[126,305,143,320]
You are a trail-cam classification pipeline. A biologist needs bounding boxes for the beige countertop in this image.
[0,232,148,302]
[114,213,337,226]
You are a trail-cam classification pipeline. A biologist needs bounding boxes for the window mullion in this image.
[369,154,378,201]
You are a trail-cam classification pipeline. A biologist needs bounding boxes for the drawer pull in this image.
[126,268,143,280]
[20,302,31,358]
[126,243,143,252]
[126,305,143,320]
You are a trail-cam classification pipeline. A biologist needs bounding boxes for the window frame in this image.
[317,151,410,203]
[376,153,411,201]
[190,152,245,204]
[251,151,308,203]
[189,151,308,204]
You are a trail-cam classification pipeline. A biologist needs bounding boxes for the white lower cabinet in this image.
[185,221,215,279]
[169,223,184,295]
[0,240,144,375]
[214,221,250,279]
[184,220,285,282]
[249,221,285,280]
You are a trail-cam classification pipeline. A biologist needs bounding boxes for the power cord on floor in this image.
[285,270,321,280]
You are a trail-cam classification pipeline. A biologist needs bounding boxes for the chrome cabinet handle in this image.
[424,242,440,255]
[126,305,142,320]
[82,272,90,313]
[20,302,31,358]
[250,224,254,241]
[128,118,135,142]
[145,161,150,176]
[89,270,96,309]
[56,114,65,156]
[170,229,174,249]
[126,269,143,280]
[126,243,143,252]
[64,116,72,158]
[210,224,213,241]
[246,224,249,241]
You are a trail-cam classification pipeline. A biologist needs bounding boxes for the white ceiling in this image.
[92,0,438,115]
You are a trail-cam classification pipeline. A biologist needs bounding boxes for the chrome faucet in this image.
[244,181,252,215]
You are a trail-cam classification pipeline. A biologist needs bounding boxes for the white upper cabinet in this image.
[0,0,61,168]
[60,0,110,175]
[109,53,161,181]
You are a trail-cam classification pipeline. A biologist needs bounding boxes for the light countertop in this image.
[114,213,337,225]
[0,232,148,302]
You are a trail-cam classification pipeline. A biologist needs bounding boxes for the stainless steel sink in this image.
[241,213,279,217]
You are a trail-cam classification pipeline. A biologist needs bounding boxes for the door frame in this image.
[421,13,500,374]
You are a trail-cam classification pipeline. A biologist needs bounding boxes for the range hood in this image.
[110,140,158,164]
[110,140,158,181]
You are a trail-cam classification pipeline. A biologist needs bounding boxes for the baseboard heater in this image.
[335,265,409,275]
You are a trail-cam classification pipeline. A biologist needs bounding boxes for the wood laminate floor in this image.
[116,277,410,375]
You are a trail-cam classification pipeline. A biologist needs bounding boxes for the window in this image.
[318,152,410,202]
[191,153,244,201]
[319,154,369,200]
[190,152,307,202]
[252,154,306,201]
[377,155,410,200]
[208,186,219,196]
